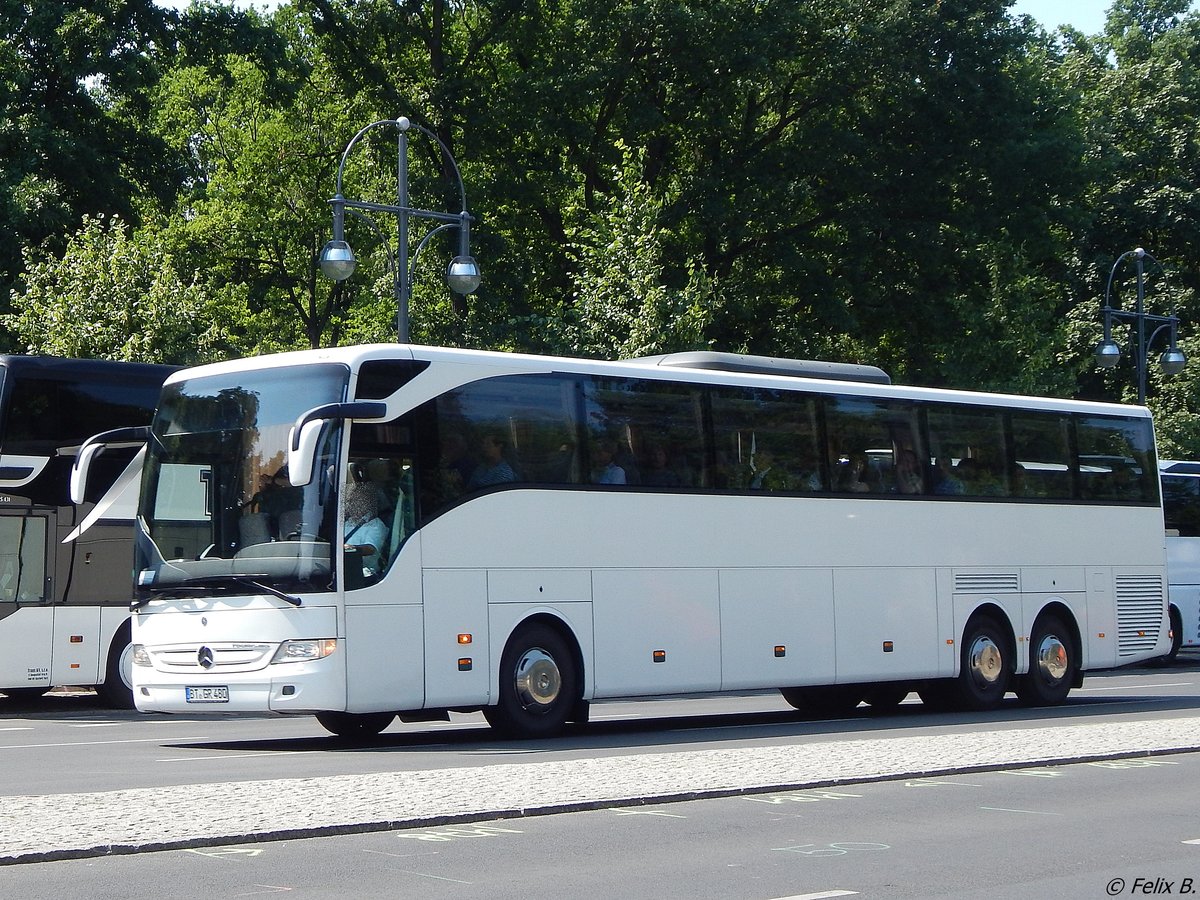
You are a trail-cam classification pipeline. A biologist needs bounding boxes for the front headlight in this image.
[131,644,152,667]
[271,638,337,664]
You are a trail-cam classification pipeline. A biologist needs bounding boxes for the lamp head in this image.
[319,240,356,281]
[446,255,481,295]
[1161,347,1187,377]
[1095,339,1122,369]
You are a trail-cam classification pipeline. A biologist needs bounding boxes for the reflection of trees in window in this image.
[710,388,822,490]
[585,378,704,488]
[1076,415,1156,502]
[825,395,924,494]
[1010,412,1073,500]
[927,406,1007,497]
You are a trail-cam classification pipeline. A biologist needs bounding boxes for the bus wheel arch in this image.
[96,620,135,709]
[485,616,582,739]
[1017,609,1079,706]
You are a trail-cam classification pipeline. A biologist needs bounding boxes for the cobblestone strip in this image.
[2,717,1199,863]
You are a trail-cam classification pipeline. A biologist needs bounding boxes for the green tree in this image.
[0,1,175,307]
[5,214,240,363]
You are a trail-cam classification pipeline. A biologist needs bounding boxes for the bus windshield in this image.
[136,364,350,597]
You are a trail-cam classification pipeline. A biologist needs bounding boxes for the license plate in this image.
[185,685,229,703]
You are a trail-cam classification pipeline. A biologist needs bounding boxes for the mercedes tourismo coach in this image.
[72,345,1170,737]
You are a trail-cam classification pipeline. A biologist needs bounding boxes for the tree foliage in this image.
[5,0,1200,454]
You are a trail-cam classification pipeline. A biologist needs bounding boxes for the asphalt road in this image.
[1,656,1199,899]
[2,658,1200,796]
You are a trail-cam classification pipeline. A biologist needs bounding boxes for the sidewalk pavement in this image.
[2,716,1199,864]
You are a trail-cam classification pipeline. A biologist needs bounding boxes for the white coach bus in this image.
[73,345,1170,737]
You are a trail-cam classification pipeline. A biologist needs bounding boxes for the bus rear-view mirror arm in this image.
[69,426,153,505]
[287,401,389,487]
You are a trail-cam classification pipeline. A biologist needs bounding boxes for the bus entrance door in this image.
[0,511,53,694]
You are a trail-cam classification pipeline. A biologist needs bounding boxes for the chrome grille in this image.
[151,642,275,673]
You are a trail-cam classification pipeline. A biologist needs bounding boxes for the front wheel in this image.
[315,711,395,739]
[1016,614,1076,706]
[484,623,578,739]
[1166,606,1184,662]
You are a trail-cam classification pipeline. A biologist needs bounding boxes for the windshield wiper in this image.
[133,574,302,608]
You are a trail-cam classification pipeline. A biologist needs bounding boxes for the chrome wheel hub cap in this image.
[968,636,1004,686]
[514,648,561,711]
[1035,635,1068,682]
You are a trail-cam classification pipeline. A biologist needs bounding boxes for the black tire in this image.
[315,710,395,739]
[780,685,862,717]
[1167,605,1184,662]
[861,683,910,710]
[952,615,1012,711]
[1016,614,1077,706]
[484,623,578,739]
[96,623,136,709]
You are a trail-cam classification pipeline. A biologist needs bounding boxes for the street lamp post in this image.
[1095,247,1186,404]
[318,116,481,343]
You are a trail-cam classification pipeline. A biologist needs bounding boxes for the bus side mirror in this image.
[70,426,152,505]
[286,402,388,487]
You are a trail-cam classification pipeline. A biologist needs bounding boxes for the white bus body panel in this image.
[135,488,1168,715]
[0,607,54,690]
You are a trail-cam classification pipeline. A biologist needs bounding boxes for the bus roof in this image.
[162,343,1152,419]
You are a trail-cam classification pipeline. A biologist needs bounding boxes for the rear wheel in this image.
[1017,614,1076,706]
[315,711,395,739]
[96,623,135,709]
[952,615,1011,711]
[484,623,578,739]
[780,685,862,717]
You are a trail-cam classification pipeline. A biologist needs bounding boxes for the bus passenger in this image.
[840,452,872,492]
[437,432,475,499]
[468,433,517,488]
[641,443,681,487]
[591,438,627,485]
[895,449,924,494]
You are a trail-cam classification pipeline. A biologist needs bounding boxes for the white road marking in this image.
[233,885,292,896]
[773,890,858,898]
[1080,681,1193,691]
[158,752,304,762]
[980,806,1063,816]
[0,736,208,750]
[181,848,265,859]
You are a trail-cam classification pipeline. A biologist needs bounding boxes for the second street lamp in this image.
[1095,247,1186,404]
[319,116,480,343]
